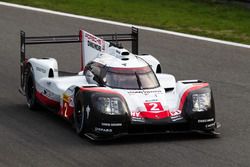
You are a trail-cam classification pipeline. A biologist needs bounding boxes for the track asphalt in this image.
[0,4,250,167]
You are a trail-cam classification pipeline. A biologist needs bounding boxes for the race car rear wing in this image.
[19,27,138,93]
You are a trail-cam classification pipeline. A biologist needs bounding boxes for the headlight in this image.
[192,92,211,112]
[96,97,123,115]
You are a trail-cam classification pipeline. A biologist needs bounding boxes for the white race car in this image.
[19,27,220,140]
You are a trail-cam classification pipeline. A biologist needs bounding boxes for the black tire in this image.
[25,66,38,110]
[73,94,87,136]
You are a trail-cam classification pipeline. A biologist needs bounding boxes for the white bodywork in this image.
[27,29,205,119]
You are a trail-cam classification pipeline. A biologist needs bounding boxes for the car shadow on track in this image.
[91,132,220,146]
[2,103,220,146]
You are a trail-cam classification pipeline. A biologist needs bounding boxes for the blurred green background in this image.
[2,0,250,44]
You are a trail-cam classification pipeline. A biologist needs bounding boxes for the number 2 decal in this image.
[64,102,68,118]
[149,103,160,111]
[144,102,164,112]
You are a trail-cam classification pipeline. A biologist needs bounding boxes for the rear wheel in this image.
[74,97,87,136]
[25,66,38,110]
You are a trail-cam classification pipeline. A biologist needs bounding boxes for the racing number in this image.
[144,102,164,112]
[64,102,68,118]
[150,103,160,111]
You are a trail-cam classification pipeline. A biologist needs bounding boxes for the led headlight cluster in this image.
[192,92,211,112]
[97,97,123,115]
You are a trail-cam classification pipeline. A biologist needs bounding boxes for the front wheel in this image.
[73,99,87,137]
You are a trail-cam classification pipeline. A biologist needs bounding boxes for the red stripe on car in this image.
[35,91,60,108]
[139,110,171,119]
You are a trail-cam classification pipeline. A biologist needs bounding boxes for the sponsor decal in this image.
[169,110,181,116]
[198,118,214,123]
[101,123,122,127]
[145,99,158,102]
[131,112,145,122]
[128,90,143,94]
[205,122,215,128]
[131,117,145,122]
[131,112,141,117]
[42,89,55,99]
[88,40,101,51]
[128,90,163,94]
[170,115,183,122]
[85,33,102,45]
[94,127,112,133]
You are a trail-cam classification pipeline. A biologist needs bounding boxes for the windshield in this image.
[104,67,159,89]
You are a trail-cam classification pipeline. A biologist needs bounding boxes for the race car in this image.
[19,27,220,140]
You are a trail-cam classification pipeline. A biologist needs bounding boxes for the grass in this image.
[2,0,250,44]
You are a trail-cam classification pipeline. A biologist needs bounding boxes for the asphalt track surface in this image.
[0,4,250,167]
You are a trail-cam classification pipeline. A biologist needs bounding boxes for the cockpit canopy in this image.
[84,62,159,90]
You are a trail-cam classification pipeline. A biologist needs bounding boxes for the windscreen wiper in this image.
[135,72,143,90]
